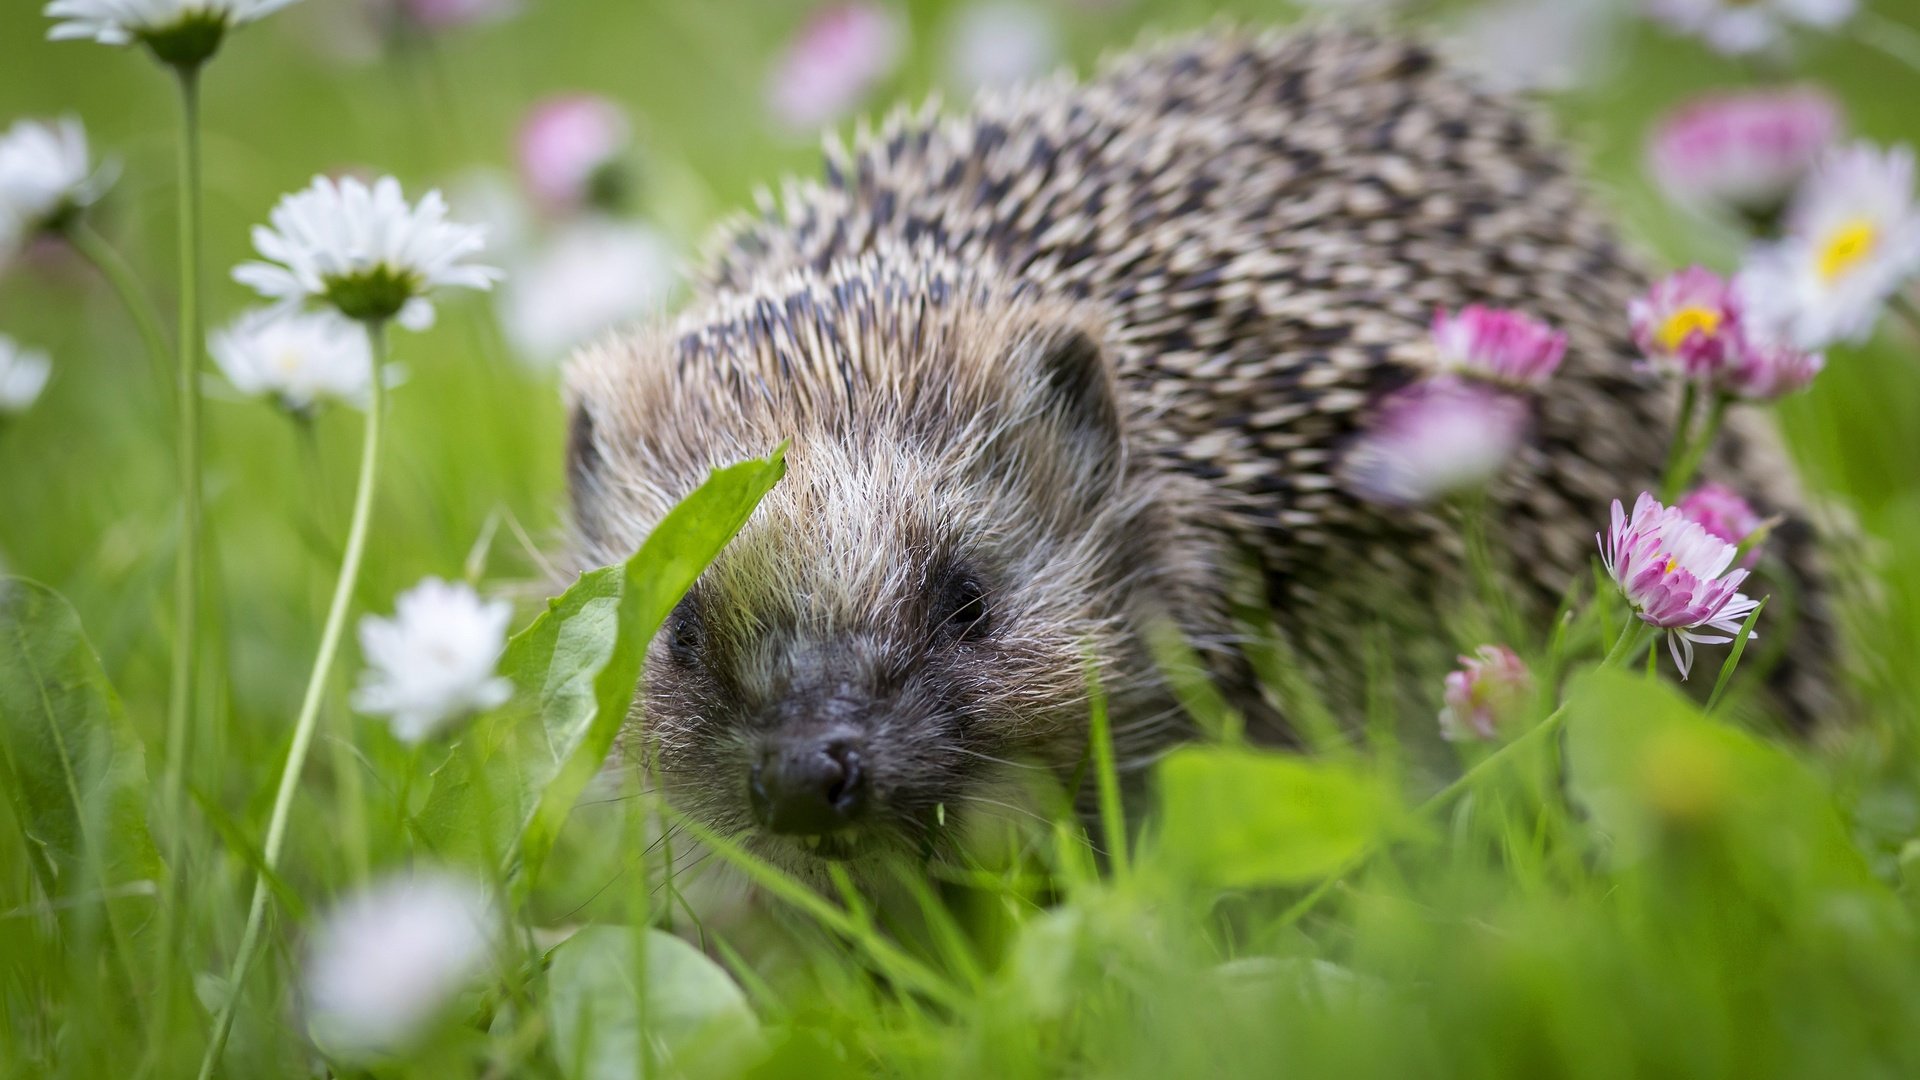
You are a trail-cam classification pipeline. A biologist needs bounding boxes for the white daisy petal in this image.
[0,335,53,414]
[44,0,301,51]
[210,307,373,414]
[304,869,497,1060]
[1737,142,1920,349]
[352,577,513,743]
[0,116,105,263]
[235,174,501,326]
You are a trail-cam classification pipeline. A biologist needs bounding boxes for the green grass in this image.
[5,1,1920,1077]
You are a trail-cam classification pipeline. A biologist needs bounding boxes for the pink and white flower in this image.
[1716,330,1824,400]
[1345,379,1530,507]
[1599,491,1762,678]
[1431,305,1567,389]
[1736,142,1920,350]
[1648,87,1840,229]
[1629,267,1742,381]
[1439,644,1532,742]
[1677,482,1767,567]
[1645,0,1856,56]
[766,2,904,133]
[376,0,517,32]
[516,94,631,213]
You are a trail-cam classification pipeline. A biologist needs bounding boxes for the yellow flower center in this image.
[1663,556,1678,575]
[1817,219,1879,283]
[274,349,303,374]
[1656,306,1722,352]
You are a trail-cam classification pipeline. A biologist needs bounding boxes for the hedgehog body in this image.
[564,29,1816,873]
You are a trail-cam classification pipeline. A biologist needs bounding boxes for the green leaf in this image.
[1154,747,1397,888]
[546,925,763,1080]
[1564,667,1877,893]
[0,578,163,942]
[418,449,786,884]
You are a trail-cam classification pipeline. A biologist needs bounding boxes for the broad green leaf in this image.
[546,925,763,1080]
[0,578,162,942]
[418,449,786,883]
[1155,747,1397,888]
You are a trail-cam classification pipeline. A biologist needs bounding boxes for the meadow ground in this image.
[4,1,1920,1077]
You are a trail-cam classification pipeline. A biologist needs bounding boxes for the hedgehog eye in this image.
[666,598,703,669]
[933,569,991,643]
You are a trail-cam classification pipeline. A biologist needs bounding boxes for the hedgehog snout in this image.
[748,725,869,836]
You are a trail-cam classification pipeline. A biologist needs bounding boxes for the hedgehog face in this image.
[564,267,1222,875]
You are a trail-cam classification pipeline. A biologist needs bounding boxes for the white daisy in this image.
[304,869,497,1060]
[0,117,107,261]
[0,335,53,414]
[45,0,302,62]
[210,307,373,414]
[234,174,502,330]
[499,218,676,362]
[1645,0,1855,55]
[1446,0,1619,94]
[943,2,1060,95]
[1736,143,1920,349]
[353,577,513,743]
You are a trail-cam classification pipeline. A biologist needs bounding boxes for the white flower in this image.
[354,577,512,743]
[0,117,106,260]
[234,174,502,329]
[1446,0,1619,94]
[943,2,1060,94]
[1645,0,1855,55]
[0,335,53,414]
[1736,143,1920,349]
[210,307,373,414]
[46,0,302,58]
[499,218,676,362]
[304,869,497,1060]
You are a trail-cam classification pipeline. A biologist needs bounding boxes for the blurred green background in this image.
[6,1,1920,1075]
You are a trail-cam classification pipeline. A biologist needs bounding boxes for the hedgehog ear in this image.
[1025,323,1123,467]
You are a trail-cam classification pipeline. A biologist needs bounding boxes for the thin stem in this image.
[198,321,389,1080]
[145,64,205,1068]
[1279,619,1650,929]
[61,221,173,385]
[1661,394,1730,502]
[1852,11,1920,75]
[1657,383,1698,501]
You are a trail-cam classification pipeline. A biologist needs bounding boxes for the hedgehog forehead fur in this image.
[565,247,1222,867]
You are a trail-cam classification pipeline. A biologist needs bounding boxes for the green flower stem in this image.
[198,320,389,1080]
[61,221,173,385]
[1657,383,1698,502]
[143,63,206,1062]
[164,64,206,850]
[1280,620,1651,930]
[1660,394,1730,502]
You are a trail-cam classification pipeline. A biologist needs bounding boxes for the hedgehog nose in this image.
[749,731,866,835]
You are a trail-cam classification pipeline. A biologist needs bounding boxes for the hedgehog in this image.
[562,27,1829,874]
